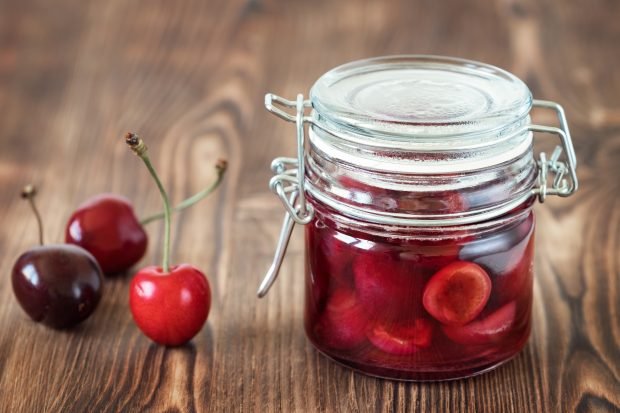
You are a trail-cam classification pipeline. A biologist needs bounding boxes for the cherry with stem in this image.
[12,185,104,329]
[65,157,226,275]
[126,132,211,346]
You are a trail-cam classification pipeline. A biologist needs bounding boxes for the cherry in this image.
[130,264,211,346]
[12,186,104,329]
[367,318,433,355]
[125,133,211,346]
[313,288,368,350]
[316,227,356,284]
[305,224,359,315]
[353,250,425,323]
[13,245,104,329]
[494,234,534,305]
[305,227,329,312]
[459,212,535,304]
[66,194,147,275]
[398,238,462,276]
[65,162,227,276]
[442,301,517,345]
[422,261,491,326]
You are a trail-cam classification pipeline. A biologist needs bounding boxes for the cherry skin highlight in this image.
[66,194,147,275]
[129,264,211,346]
[12,244,104,329]
[422,261,492,326]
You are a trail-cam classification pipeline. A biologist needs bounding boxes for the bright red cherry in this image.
[125,133,212,346]
[367,318,433,355]
[314,288,368,350]
[442,301,517,345]
[423,261,492,326]
[130,264,211,346]
[66,194,147,275]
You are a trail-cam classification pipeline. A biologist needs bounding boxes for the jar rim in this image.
[309,55,532,147]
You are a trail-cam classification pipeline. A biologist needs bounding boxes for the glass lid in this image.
[309,55,532,142]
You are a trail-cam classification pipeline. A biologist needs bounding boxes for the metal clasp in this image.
[258,93,314,298]
[530,100,579,203]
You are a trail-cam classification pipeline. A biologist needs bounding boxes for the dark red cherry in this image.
[423,261,492,326]
[459,212,535,305]
[442,301,517,345]
[12,244,104,329]
[305,227,329,312]
[367,318,433,355]
[66,194,147,275]
[316,227,356,285]
[353,250,425,323]
[398,238,462,276]
[314,288,368,350]
[494,234,534,305]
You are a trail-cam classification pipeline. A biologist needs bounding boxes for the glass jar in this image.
[258,56,578,381]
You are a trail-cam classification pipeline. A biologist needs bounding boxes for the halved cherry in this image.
[422,261,492,326]
[367,318,433,355]
[442,301,517,345]
[313,288,368,350]
[353,251,424,323]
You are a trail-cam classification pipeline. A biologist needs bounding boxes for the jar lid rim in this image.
[309,55,532,143]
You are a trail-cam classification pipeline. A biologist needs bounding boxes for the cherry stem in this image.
[139,159,227,226]
[126,133,172,273]
[21,185,44,245]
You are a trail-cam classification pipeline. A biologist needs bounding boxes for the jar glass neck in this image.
[305,130,538,226]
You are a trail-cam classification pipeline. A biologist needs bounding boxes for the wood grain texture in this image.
[0,0,618,411]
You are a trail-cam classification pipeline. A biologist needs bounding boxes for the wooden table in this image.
[0,0,618,411]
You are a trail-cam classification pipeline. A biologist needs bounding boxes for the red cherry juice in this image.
[304,207,534,381]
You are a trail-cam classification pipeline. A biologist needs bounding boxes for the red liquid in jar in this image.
[304,206,534,381]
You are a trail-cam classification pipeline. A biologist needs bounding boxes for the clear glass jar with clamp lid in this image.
[257,56,578,381]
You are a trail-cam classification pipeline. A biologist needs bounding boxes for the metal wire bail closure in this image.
[258,93,314,298]
[530,100,579,203]
[257,95,579,297]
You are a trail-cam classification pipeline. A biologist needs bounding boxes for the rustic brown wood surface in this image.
[0,0,618,411]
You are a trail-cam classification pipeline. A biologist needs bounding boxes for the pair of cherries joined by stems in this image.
[12,133,226,346]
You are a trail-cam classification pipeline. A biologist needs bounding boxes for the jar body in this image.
[303,200,534,381]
